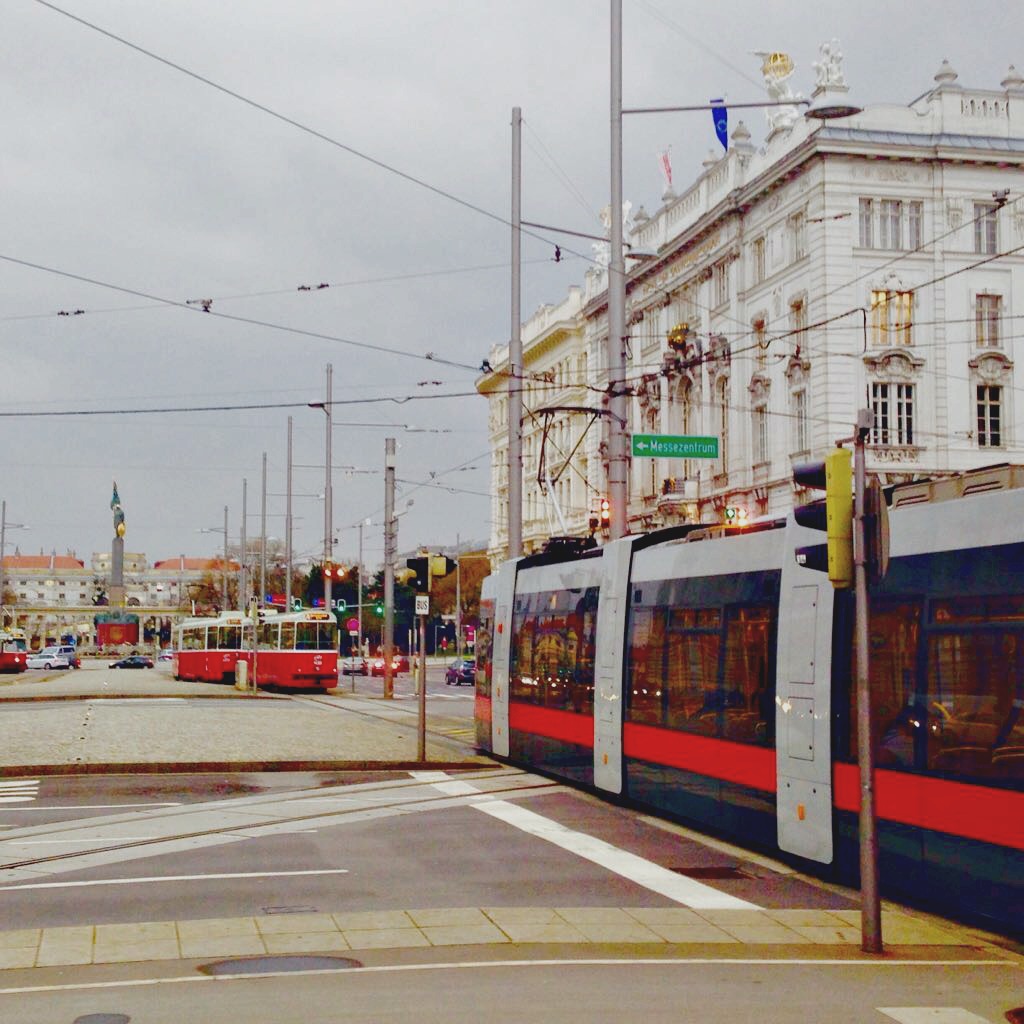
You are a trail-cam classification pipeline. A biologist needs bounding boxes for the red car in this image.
[370,654,409,676]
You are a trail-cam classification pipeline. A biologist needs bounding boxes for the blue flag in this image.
[711,98,728,151]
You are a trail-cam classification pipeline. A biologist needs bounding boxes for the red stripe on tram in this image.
[624,722,776,793]
[833,762,1024,851]
[508,703,595,748]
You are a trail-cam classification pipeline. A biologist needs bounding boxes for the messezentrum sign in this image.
[630,434,719,459]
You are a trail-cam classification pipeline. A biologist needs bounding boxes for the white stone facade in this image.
[480,61,1024,557]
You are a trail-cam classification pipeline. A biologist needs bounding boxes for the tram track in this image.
[0,770,554,874]
[292,693,479,758]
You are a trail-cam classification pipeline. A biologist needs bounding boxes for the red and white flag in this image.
[659,148,673,190]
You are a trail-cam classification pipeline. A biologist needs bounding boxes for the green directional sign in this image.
[631,434,719,459]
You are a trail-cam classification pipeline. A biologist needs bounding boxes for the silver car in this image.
[26,652,70,670]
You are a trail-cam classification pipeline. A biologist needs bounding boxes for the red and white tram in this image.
[475,466,1024,934]
[0,628,27,674]
[174,609,338,690]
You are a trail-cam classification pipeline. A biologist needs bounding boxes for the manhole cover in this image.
[73,1016,131,1024]
[1005,1010,1024,1023]
[670,866,750,880]
[199,955,362,976]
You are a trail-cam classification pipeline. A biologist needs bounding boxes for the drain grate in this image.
[669,866,751,880]
[199,955,363,976]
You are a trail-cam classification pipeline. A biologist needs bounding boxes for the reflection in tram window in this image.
[854,594,1023,786]
[509,588,597,714]
[626,590,776,746]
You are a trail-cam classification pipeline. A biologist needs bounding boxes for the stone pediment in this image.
[863,348,924,378]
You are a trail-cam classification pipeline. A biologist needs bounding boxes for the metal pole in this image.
[455,533,462,660]
[286,417,293,611]
[358,521,365,659]
[222,505,229,610]
[853,409,882,953]
[606,0,628,540]
[508,106,523,558]
[260,452,267,608]
[0,501,6,625]
[240,478,247,608]
[324,363,333,612]
[382,437,396,699]
[417,612,427,761]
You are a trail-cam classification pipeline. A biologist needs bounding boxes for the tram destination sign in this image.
[631,434,719,459]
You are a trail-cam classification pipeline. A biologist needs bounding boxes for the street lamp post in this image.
[0,501,28,628]
[198,507,229,611]
[308,364,334,612]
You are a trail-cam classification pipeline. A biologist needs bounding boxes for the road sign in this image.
[415,595,429,616]
[346,617,359,632]
[631,434,719,459]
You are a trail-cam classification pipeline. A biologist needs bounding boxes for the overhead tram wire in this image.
[33,0,595,269]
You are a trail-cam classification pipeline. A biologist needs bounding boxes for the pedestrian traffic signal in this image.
[793,448,853,588]
[600,497,611,527]
[406,556,429,592]
[332,598,346,612]
[723,505,748,526]
[374,600,384,616]
[293,598,302,611]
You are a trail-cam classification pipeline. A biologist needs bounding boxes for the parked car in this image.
[40,645,80,669]
[340,656,368,676]
[26,652,70,670]
[445,658,476,686]
[370,654,408,677]
[109,655,155,669]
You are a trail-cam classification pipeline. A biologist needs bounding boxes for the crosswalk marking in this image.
[878,1010,994,1023]
[0,780,39,805]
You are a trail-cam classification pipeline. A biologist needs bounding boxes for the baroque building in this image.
[479,58,1024,558]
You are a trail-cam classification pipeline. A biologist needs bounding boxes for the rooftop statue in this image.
[813,39,847,90]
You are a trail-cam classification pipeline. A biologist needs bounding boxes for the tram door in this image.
[594,538,635,794]
[490,562,517,758]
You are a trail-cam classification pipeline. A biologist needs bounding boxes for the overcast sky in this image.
[1,1,1017,572]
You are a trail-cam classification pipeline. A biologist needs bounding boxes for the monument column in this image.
[109,482,126,608]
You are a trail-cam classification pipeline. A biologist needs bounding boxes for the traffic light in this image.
[406,556,429,592]
[724,505,748,526]
[292,598,302,611]
[374,600,384,616]
[793,448,853,588]
[332,598,346,612]
[599,497,610,529]
[430,555,456,579]
[323,563,334,580]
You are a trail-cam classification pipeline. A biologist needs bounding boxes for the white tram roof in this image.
[178,609,335,628]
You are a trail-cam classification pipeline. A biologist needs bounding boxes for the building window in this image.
[792,389,808,453]
[976,294,1002,347]
[859,198,873,248]
[788,212,806,261]
[718,378,729,471]
[871,382,915,445]
[908,201,923,250]
[753,318,768,368]
[713,261,729,306]
[977,385,1002,447]
[752,237,766,284]
[879,200,902,250]
[974,202,998,255]
[790,298,807,351]
[753,404,769,464]
[871,289,914,345]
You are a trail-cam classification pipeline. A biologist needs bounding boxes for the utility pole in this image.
[323,363,333,612]
[455,532,461,659]
[382,437,396,699]
[508,105,523,559]
[240,478,248,609]
[260,452,267,608]
[286,416,293,611]
[222,505,229,610]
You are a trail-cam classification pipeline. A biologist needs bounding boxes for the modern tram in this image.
[174,608,338,690]
[474,465,1024,933]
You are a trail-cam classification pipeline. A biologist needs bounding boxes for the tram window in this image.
[928,629,1023,782]
[476,615,493,697]
[280,623,296,650]
[257,622,278,650]
[510,609,537,702]
[664,610,721,735]
[627,607,664,725]
[856,601,923,770]
[218,626,241,650]
[721,605,775,745]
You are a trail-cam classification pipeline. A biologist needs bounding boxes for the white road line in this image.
[878,1010,995,1023]
[411,771,758,910]
[0,797,37,804]
[0,868,349,891]
[9,838,161,844]
[1,803,184,811]
[0,958,1009,997]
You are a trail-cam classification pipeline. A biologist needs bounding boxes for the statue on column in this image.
[111,482,126,538]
